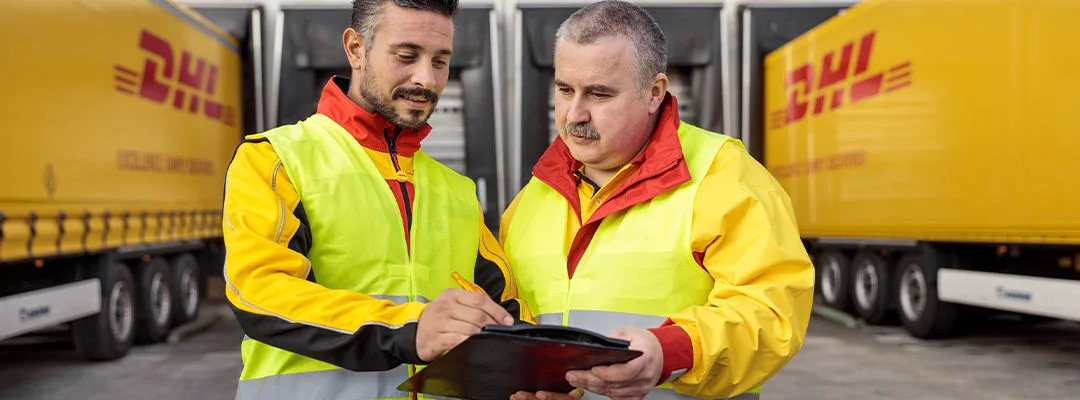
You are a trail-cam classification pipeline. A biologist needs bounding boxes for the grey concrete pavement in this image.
[0,302,243,400]
[765,314,1080,399]
[1,301,1078,400]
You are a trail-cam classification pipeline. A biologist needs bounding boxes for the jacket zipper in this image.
[387,128,417,305]
[385,127,414,233]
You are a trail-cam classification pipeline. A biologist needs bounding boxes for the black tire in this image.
[895,251,960,339]
[816,250,853,312]
[169,252,202,326]
[72,259,136,361]
[851,251,897,325]
[134,257,174,343]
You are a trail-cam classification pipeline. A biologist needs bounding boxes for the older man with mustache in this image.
[500,1,815,400]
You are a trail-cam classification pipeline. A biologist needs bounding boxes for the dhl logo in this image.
[769,31,912,130]
[114,30,237,127]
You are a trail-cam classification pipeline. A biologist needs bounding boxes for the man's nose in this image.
[412,61,437,89]
[566,95,589,124]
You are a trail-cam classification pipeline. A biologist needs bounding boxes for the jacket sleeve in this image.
[222,136,427,371]
[474,214,535,324]
[646,140,815,398]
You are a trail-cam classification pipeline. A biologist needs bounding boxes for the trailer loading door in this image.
[510,2,729,200]
[738,2,855,162]
[272,2,504,227]
[187,3,268,136]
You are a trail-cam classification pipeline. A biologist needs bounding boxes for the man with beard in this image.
[221,1,532,399]
[501,1,814,400]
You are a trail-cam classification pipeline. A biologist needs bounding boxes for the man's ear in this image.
[342,28,366,70]
[648,73,669,113]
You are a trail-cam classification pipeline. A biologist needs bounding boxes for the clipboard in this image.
[397,323,643,400]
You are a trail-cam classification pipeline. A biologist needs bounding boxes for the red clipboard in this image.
[397,324,643,400]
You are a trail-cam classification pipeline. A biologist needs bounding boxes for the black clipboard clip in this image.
[397,324,643,400]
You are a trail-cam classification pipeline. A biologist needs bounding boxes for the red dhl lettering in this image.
[114,30,236,127]
[768,31,913,130]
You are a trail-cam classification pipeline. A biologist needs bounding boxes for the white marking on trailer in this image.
[938,269,1080,321]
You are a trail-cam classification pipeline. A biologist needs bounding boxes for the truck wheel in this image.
[852,251,897,325]
[816,250,853,312]
[169,253,202,326]
[134,257,174,343]
[895,253,959,339]
[72,260,136,361]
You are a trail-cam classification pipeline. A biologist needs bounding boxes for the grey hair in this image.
[351,0,459,52]
[554,0,667,92]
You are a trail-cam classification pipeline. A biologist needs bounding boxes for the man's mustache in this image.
[394,87,438,102]
[565,122,600,139]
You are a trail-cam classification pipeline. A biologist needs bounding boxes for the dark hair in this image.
[351,0,459,51]
[555,0,667,92]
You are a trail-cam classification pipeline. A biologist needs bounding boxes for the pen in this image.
[452,271,523,326]
[451,271,486,294]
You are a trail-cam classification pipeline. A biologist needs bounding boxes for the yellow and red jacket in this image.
[223,76,529,372]
[500,94,814,397]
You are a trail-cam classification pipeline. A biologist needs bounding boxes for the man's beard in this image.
[357,68,438,130]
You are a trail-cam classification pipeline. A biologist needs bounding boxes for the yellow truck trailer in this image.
[0,0,246,360]
[759,0,1080,338]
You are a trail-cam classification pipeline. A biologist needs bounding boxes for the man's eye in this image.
[558,87,573,95]
[397,54,416,62]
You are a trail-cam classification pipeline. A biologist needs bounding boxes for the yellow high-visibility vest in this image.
[237,113,480,400]
[504,123,763,400]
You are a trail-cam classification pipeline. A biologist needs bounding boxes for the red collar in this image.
[531,93,691,224]
[316,76,431,155]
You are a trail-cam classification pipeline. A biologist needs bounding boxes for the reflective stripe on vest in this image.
[240,113,481,399]
[237,365,411,400]
[506,123,763,399]
[535,311,667,336]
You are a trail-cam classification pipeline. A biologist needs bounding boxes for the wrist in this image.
[403,303,430,364]
[398,322,428,365]
[646,325,694,386]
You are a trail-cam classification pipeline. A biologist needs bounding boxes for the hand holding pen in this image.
[414,272,515,361]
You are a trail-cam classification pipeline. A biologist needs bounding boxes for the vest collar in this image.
[316,76,431,156]
[531,93,692,224]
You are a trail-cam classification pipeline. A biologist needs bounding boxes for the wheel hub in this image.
[900,263,928,322]
[821,257,843,303]
[109,281,134,342]
[855,260,879,310]
[150,272,172,327]
[180,268,199,317]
